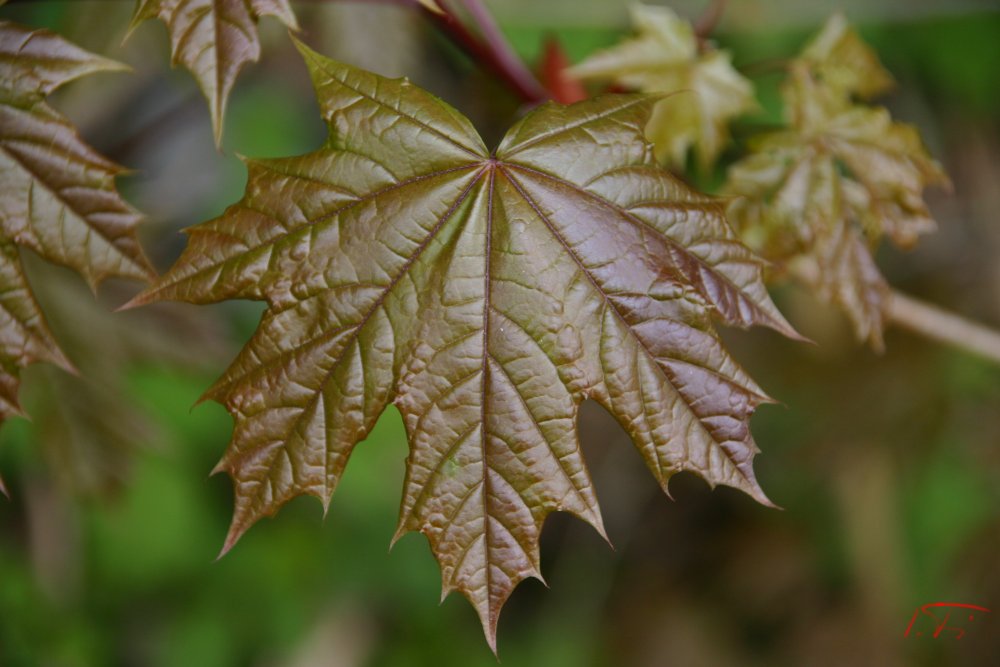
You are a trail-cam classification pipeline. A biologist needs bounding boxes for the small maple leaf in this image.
[797,12,895,100]
[129,39,798,650]
[724,15,949,347]
[129,0,299,146]
[568,2,755,171]
[0,20,154,492]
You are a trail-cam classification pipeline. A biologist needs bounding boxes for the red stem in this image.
[456,0,547,103]
[291,0,548,104]
[420,0,547,104]
[694,0,728,40]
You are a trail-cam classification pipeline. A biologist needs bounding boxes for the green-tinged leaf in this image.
[24,364,150,495]
[131,40,797,650]
[129,0,298,145]
[568,3,755,170]
[725,18,949,348]
[0,21,153,485]
[15,260,225,495]
[799,12,894,100]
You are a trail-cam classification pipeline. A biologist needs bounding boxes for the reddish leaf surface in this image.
[129,0,298,145]
[0,20,153,489]
[132,40,798,649]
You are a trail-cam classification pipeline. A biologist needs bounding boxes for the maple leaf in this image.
[724,15,949,347]
[129,0,299,145]
[0,20,154,492]
[128,39,798,649]
[797,12,894,101]
[568,2,756,171]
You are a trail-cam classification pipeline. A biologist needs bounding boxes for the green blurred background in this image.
[0,1,998,665]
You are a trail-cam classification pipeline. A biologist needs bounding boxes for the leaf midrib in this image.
[303,48,487,160]
[499,165,762,490]
[505,162,787,336]
[142,162,481,303]
[0,132,147,278]
[227,165,489,501]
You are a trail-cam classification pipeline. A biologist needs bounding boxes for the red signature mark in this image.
[904,603,992,640]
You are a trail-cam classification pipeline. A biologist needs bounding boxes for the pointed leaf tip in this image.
[416,0,445,15]
[482,614,500,658]
[133,0,299,146]
[115,291,152,313]
[289,32,320,62]
[217,517,248,560]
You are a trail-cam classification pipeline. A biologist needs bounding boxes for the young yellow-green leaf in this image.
[130,40,797,650]
[568,3,755,171]
[799,12,894,100]
[725,19,949,348]
[0,21,154,490]
[129,0,298,145]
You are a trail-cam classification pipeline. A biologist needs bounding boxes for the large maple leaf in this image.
[0,20,154,492]
[130,40,798,648]
[568,3,756,171]
[129,0,298,145]
[725,15,949,347]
